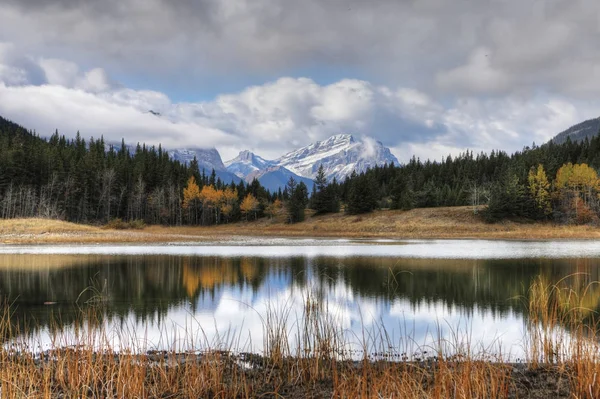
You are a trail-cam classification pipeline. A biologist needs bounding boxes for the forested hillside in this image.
[0,116,275,225]
[551,117,600,145]
[2,115,600,226]
[337,128,600,224]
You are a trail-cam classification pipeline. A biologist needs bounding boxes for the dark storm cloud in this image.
[1,0,600,162]
[2,0,599,96]
[0,0,477,83]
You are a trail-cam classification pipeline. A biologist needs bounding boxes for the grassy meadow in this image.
[3,206,600,244]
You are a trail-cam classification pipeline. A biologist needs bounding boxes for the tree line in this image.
[0,116,277,225]
[2,114,600,225]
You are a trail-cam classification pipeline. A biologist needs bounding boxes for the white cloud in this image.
[0,49,598,163]
[0,83,236,150]
[39,58,80,87]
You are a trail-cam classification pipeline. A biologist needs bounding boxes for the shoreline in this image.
[4,349,567,398]
[2,206,600,244]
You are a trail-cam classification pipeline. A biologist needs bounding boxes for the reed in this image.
[2,275,600,398]
[525,274,600,398]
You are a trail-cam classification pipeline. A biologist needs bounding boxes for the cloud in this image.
[164,77,449,158]
[1,0,599,98]
[437,48,511,94]
[0,49,598,164]
[0,83,236,150]
[0,43,46,86]
[40,59,116,93]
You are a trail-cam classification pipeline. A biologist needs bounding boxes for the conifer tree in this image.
[285,177,308,223]
[346,173,377,214]
[390,174,414,210]
[485,172,534,222]
[311,164,339,214]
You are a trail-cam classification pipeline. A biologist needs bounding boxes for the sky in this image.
[0,0,599,162]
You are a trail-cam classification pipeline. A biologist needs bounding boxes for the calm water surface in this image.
[1,239,599,359]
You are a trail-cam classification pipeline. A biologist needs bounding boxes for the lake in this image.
[1,239,600,360]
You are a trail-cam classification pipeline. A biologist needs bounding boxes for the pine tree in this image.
[346,173,377,214]
[485,172,534,222]
[390,174,414,210]
[286,177,308,223]
[312,164,338,214]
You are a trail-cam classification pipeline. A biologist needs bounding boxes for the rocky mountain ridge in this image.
[225,134,399,184]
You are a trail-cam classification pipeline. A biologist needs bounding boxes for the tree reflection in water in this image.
[1,254,600,356]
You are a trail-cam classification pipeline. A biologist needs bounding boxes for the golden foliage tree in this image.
[555,163,600,194]
[528,164,552,217]
[240,194,259,221]
[199,185,221,224]
[182,176,202,224]
[182,176,201,209]
[555,163,600,223]
[265,198,284,220]
[219,187,238,222]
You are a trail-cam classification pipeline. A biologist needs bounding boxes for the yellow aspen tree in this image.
[219,187,238,222]
[265,198,283,220]
[182,176,201,209]
[555,163,600,223]
[527,164,552,216]
[240,194,259,221]
[199,185,219,224]
[556,163,600,195]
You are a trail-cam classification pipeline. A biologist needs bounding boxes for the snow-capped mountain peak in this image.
[322,133,355,146]
[274,134,398,181]
[224,150,274,179]
[168,133,398,191]
[169,148,226,171]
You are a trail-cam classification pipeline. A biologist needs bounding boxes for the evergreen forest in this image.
[2,115,600,226]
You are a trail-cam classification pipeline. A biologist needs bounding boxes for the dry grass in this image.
[0,294,518,399]
[4,207,600,244]
[0,218,96,235]
[4,277,600,398]
[523,274,600,399]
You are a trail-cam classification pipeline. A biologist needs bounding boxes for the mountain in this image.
[224,134,399,184]
[275,134,399,181]
[224,150,274,179]
[246,166,315,193]
[168,148,241,183]
[551,117,600,144]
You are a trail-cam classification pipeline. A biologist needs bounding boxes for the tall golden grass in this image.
[1,277,600,398]
[525,274,600,398]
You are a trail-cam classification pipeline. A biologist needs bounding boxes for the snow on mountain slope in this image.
[224,150,275,179]
[168,133,398,189]
[169,148,225,171]
[275,134,399,181]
